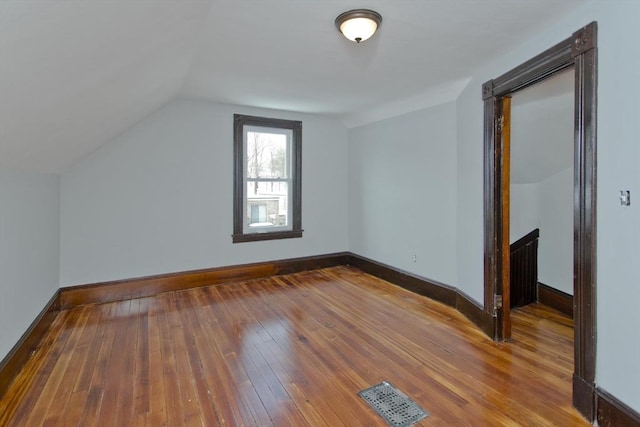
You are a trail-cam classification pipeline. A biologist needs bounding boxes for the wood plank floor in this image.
[0,266,590,426]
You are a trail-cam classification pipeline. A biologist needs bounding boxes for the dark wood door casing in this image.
[482,22,597,421]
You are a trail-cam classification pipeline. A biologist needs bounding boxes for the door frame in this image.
[482,22,597,421]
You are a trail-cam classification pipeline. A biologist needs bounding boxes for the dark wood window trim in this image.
[233,114,302,243]
[482,22,597,421]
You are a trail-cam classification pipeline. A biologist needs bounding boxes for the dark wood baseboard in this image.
[59,252,350,309]
[455,290,495,338]
[0,290,60,399]
[60,252,497,341]
[573,373,596,421]
[60,252,496,340]
[347,254,494,337]
[597,387,640,427]
[538,282,574,318]
[348,254,456,305]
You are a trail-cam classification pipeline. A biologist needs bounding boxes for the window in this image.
[233,114,302,243]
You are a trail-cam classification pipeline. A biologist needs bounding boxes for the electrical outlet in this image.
[411,254,417,262]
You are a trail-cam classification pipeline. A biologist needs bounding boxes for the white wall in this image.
[0,169,59,361]
[456,78,485,304]
[595,0,640,410]
[538,168,573,295]
[348,102,457,285]
[510,183,538,243]
[510,170,573,296]
[510,72,574,295]
[456,0,640,411]
[60,99,349,286]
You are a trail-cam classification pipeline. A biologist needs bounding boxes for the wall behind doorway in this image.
[509,69,574,295]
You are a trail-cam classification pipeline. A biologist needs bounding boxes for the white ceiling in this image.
[0,0,586,173]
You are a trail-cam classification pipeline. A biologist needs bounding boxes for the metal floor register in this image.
[358,381,429,427]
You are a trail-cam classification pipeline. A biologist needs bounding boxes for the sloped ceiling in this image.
[0,0,586,173]
[0,0,212,173]
[511,68,574,184]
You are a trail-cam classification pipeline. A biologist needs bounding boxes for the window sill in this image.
[232,229,303,243]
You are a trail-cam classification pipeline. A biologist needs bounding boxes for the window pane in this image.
[246,181,288,227]
[233,114,301,243]
[247,131,287,179]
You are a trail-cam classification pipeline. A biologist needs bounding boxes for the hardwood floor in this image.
[0,266,589,426]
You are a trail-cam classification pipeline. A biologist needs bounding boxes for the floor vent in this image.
[358,381,429,427]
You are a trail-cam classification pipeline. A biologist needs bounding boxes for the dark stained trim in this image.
[500,96,512,338]
[483,95,499,326]
[572,23,598,421]
[596,387,640,427]
[538,282,573,318]
[482,21,597,421]
[348,254,493,336]
[572,22,597,57]
[488,36,574,99]
[232,229,303,243]
[0,290,60,399]
[510,228,539,252]
[60,253,349,309]
[456,290,494,338]
[64,252,494,336]
[232,114,303,243]
[349,254,456,305]
[573,374,596,421]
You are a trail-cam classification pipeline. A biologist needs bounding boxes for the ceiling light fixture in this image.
[335,9,382,43]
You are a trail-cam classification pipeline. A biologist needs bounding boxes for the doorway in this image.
[509,68,574,311]
[482,22,597,421]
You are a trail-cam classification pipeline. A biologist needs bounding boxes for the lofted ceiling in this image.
[0,0,586,173]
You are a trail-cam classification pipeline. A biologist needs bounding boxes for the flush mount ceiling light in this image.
[335,9,382,43]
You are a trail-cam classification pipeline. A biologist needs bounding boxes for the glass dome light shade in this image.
[335,9,382,43]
